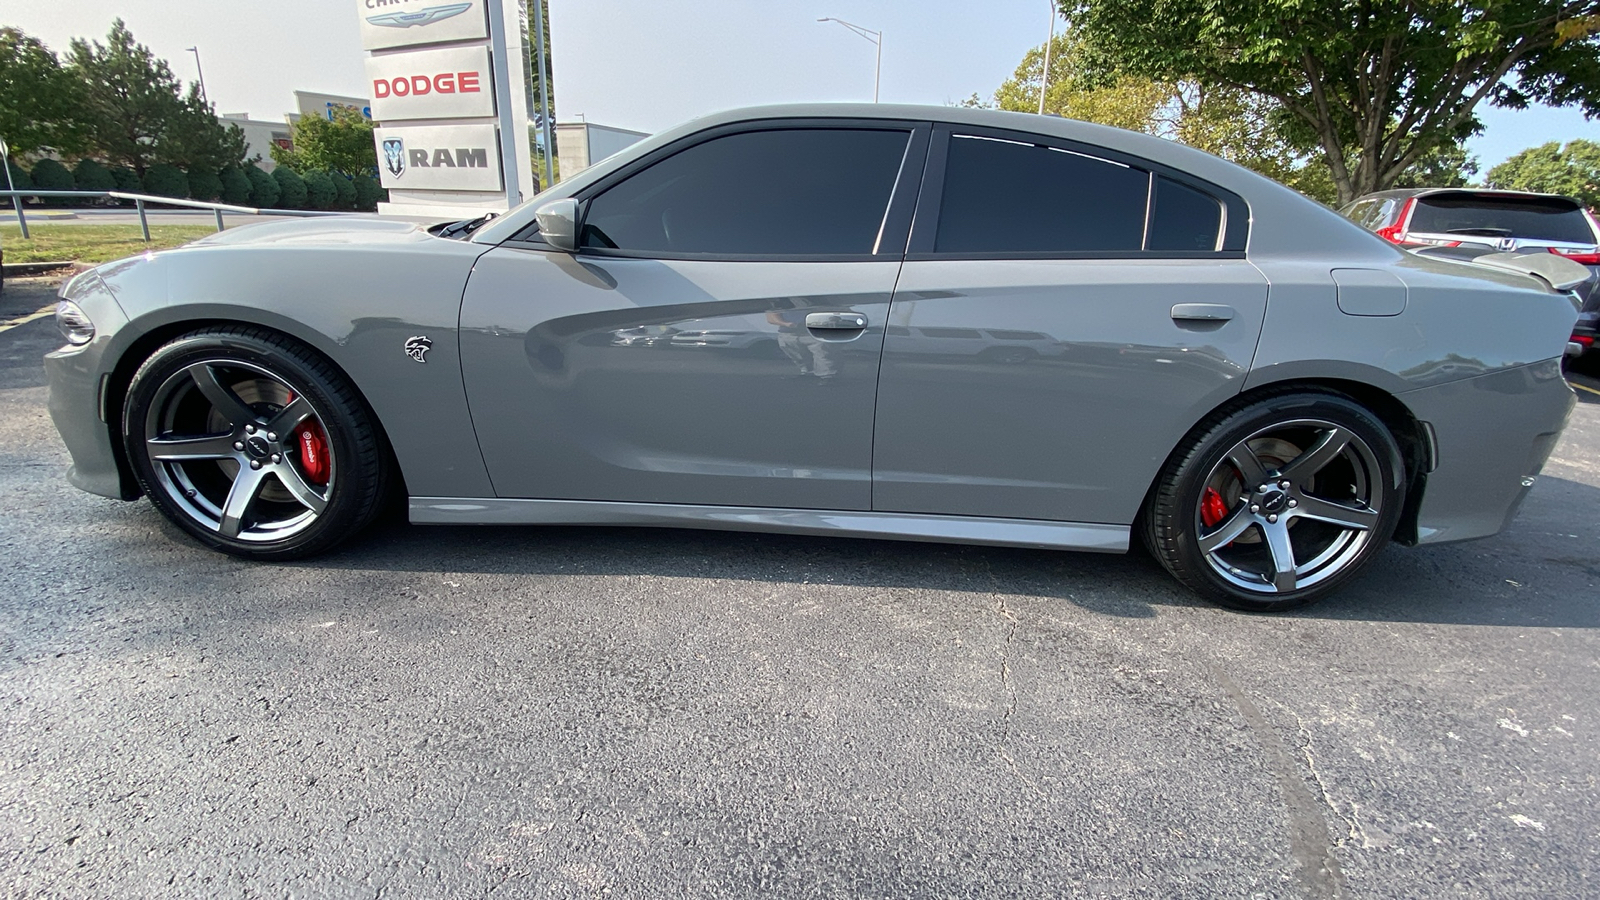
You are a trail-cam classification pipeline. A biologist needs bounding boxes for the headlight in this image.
[55,300,96,346]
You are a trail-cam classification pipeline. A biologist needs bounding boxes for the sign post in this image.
[358,0,534,216]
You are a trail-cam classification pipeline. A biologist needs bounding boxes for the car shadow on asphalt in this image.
[283,472,1600,629]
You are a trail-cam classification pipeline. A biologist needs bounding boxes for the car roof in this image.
[473,102,1399,260]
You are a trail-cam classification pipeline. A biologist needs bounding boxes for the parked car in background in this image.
[1342,189,1600,359]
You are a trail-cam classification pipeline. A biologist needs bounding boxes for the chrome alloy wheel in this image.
[142,359,335,542]
[1194,418,1383,595]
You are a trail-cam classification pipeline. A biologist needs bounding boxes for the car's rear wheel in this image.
[1144,390,1405,611]
[123,327,388,559]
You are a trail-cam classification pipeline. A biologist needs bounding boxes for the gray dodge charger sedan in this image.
[46,104,1585,611]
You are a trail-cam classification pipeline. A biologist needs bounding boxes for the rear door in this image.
[871,126,1269,525]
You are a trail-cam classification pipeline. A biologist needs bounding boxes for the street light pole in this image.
[187,47,209,107]
[817,18,882,102]
[1038,4,1057,115]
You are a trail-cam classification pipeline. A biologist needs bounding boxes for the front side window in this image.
[580,128,910,257]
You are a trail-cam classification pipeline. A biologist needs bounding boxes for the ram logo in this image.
[382,138,406,177]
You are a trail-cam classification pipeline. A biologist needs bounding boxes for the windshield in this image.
[1409,193,1596,244]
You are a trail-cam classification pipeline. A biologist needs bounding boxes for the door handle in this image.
[1170,303,1236,322]
[805,312,868,330]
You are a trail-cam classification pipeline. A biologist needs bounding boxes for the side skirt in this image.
[409,497,1130,553]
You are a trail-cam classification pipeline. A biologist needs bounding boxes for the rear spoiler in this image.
[1412,246,1592,292]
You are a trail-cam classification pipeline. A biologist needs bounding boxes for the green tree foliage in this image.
[243,163,279,208]
[1063,0,1600,205]
[219,167,252,206]
[2,158,28,209]
[272,107,376,176]
[186,168,223,202]
[143,163,188,199]
[0,28,86,160]
[66,20,244,174]
[1394,144,1481,190]
[1486,140,1600,207]
[352,174,383,211]
[331,172,356,209]
[272,166,308,209]
[302,169,336,209]
[72,159,117,192]
[29,158,73,206]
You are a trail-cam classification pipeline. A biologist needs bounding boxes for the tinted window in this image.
[1147,177,1221,251]
[1409,194,1596,244]
[936,135,1149,253]
[580,128,909,256]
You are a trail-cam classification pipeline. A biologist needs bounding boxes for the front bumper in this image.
[1400,358,1574,544]
[44,272,137,501]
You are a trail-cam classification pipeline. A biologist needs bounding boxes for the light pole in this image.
[187,47,209,107]
[1039,4,1057,115]
[817,17,882,102]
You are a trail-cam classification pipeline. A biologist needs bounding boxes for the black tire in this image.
[1144,389,1405,612]
[122,326,389,559]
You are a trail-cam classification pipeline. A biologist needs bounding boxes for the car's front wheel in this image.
[122,326,389,559]
[1144,390,1405,611]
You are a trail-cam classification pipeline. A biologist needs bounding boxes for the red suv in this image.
[1342,189,1600,358]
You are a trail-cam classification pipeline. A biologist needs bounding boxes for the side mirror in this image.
[534,198,579,252]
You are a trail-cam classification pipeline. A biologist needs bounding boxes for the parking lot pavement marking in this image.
[1571,380,1600,398]
[0,305,55,334]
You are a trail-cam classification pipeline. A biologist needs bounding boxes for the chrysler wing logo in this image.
[382,138,406,177]
[367,3,473,28]
[405,336,433,363]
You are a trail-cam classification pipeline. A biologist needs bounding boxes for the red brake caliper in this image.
[1200,487,1229,529]
[283,392,330,486]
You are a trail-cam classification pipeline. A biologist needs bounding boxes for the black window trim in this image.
[905,124,1249,261]
[506,117,933,263]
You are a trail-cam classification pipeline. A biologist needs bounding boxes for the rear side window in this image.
[1409,194,1597,244]
[1148,176,1222,251]
[936,135,1149,253]
[580,128,910,257]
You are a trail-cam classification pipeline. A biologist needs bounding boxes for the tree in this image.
[163,84,249,172]
[352,174,383,211]
[1486,139,1600,207]
[143,163,188,199]
[0,28,85,161]
[302,169,336,209]
[331,172,356,210]
[28,158,73,205]
[272,107,376,177]
[1065,0,1600,205]
[66,20,188,174]
[1394,144,1480,190]
[186,168,223,202]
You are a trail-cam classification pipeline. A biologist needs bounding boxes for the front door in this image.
[460,123,926,510]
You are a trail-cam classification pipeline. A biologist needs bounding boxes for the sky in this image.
[7,0,1596,171]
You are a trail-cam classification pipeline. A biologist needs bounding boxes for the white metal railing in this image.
[1,189,349,243]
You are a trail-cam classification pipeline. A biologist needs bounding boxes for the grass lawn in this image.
[0,224,215,265]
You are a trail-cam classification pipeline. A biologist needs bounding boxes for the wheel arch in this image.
[103,312,409,504]
[1140,376,1432,546]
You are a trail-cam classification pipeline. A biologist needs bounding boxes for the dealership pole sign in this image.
[356,0,533,214]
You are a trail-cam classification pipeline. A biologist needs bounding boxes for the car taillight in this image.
[1549,247,1600,265]
[1375,197,1416,243]
[1575,334,1595,347]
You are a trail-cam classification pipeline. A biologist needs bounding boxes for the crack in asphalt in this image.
[1208,664,1347,900]
[1296,713,1371,850]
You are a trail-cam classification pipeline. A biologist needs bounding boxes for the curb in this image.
[2,261,85,277]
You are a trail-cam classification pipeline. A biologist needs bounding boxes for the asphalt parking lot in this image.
[1,274,1597,899]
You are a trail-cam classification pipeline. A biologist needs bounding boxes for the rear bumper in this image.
[1400,358,1574,544]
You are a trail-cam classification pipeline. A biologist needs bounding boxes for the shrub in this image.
[352,174,382,211]
[72,159,117,194]
[243,163,278,208]
[29,158,74,206]
[143,163,189,199]
[331,172,356,209]
[1,159,29,209]
[302,170,336,210]
[219,167,252,206]
[272,166,307,208]
[186,168,223,203]
[109,166,142,194]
